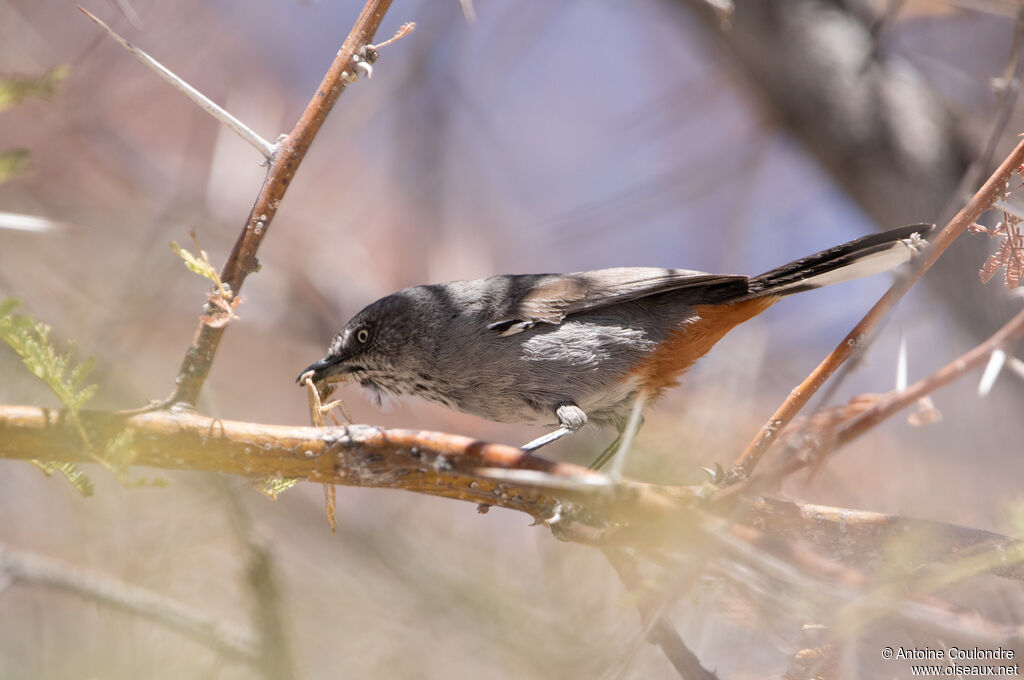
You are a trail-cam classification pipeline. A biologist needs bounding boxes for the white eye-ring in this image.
[356,328,370,343]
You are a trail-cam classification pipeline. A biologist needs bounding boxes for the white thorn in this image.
[896,330,908,392]
[978,349,1007,397]
[1006,356,1024,381]
[0,212,66,233]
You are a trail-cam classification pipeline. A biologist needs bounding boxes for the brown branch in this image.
[0,542,259,663]
[601,548,719,680]
[703,520,1024,646]
[960,3,1024,201]
[729,137,1024,481]
[169,0,396,407]
[738,497,1024,582]
[720,305,1024,501]
[0,404,694,527]
[831,306,1024,452]
[6,399,1023,585]
[219,482,296,680]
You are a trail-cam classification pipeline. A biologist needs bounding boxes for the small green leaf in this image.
[170,241,220,285]
[0,149,30,184]
[105,427,138,471]
[0,298,18,318]
[260,478,301,500]
[31,460,95,497]
[103,427,169,488]
[0,65,69,113]
[0,297,97,414]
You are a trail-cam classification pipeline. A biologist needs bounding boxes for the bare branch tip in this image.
[372,22,415,51]
[77,7,122,42]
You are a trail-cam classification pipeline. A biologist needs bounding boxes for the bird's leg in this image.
[520,403,587,452]
[589,427,623,471]
[590,390,648,478]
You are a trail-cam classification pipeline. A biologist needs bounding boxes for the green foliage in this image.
[0,66,69,187]
[0,65,69,113]
[170,235,240,328]
[1,298,97,496]
[30,460,95,497]
[259,477,301,500]
[1008,498,1024,538]
[0,149,30,184]
[170,241,221,287]
[105,427,168,488]
[0,298,97,413]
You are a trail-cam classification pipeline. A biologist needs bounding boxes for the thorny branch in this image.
[728,137,1024,481]
[829,306,1024,456]
[13,5,1024,675]
[0,542,259,662]
[2,404,1021,583]
[78,7,276,159]
[166,0,400,407]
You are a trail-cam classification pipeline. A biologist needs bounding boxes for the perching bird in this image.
[300,224,932,474]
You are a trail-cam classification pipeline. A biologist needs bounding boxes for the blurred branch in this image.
[828,306,1024,456]
[677,0,969,226]
[0,542,260,663]
[951,3,1024,215]
[676,0,1024,375]
[728,137,1024,481]
[166,0,398,407]
[4,400,1024,660]
[721,303,1024,501]
[109,0,144,30]
[739,498,1024,582]
[2,403,1022,584]
[220,481,297,680]
[602,548,719,680]
[78,7,275,158]
[700,520,1024,646]
[0,404,669,524]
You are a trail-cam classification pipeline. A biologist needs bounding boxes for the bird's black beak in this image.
[296,353,347,385]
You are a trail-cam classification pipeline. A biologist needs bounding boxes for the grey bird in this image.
[299,224,932,473]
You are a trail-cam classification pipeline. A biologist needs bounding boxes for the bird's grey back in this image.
[394,269,744,426]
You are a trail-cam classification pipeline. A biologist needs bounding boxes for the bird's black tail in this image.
[748,223,933,298]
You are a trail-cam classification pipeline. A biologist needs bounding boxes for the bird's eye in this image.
[356,328,370,343]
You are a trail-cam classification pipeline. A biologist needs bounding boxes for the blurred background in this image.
[2,0,1024,677]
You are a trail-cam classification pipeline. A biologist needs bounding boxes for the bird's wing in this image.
[487,267,750,334]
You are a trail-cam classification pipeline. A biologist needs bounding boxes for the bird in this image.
[299,224,932,475]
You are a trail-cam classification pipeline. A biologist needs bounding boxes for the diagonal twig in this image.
[78,6,276,159]
[0,542,259,662]
[601,548,719,680]
[728,137,1024,482]
[166,0,399,407]
[830,306,1024,452]
[219,480,297,680]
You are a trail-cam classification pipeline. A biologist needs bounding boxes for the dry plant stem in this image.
[601,548,719,680]
[740,497,1024,581]
[0,542,259,662]
[78,7,274,158]
[219,482,296,680]
[730,137,1024,480]
[0,405,661,521]
[733,306,1024,491]
[832,306,1024,450]
[169,0,394,407]
[5,403,1024,588]
[705,521,1024,646]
